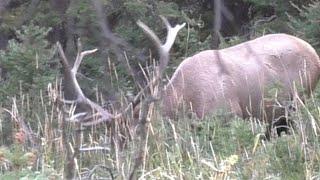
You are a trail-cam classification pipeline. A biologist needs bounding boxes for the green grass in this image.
[0,84,320,179]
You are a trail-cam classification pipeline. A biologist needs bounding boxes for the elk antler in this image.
[56,17,185,126]
[125,16,186,110]
[137,16,186,78]
[130,16,185,180]
[57,40,115,126]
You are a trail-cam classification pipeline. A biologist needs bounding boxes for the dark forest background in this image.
[1,0,319,104]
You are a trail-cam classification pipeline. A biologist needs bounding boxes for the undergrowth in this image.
[0,83,320,179]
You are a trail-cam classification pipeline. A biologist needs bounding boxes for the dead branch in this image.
[0,0,10,15]
[79,146,111,153]
[82,164,114,179]
[250,15,277,38]
[19,0,41,26]
[212,0,222,48]
[91,0,148,88]
[253,14,277,27]
[4,99,39,147]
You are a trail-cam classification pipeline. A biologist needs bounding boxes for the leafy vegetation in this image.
[0,24,57,103]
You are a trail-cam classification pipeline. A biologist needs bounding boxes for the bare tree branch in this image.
[4,102,39,147]
[20,0,41,25]
[250,15,277,38]
[212,0,222,48]
[79,146,110,153]
[0,0,10,15]
[91,0,148,88]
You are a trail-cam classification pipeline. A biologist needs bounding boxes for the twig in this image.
[79,146,111,153]
[85,164,115,179]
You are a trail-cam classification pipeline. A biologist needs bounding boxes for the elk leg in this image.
[265,117,292,140]
[265,104,295,139]
[274,117,293,137]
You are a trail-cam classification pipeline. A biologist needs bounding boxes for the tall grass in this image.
[0,79,320,179]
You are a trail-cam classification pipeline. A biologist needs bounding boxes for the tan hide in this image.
[162,34,320,122]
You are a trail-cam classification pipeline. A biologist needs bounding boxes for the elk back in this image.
[162,34,320,124]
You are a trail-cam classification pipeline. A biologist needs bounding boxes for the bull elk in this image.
[57,17,320,138]
[56,16,186,126]
[162,33,320,137]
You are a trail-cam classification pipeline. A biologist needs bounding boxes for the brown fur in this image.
[162,34,320,124]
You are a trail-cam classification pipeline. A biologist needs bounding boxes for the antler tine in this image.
[137,16,185,75]
[57,17,184,126]
[72,49,98,73]
[56,42,70,68]
[137,16,186,53]
[161,17,186,53]
[72,39,98,73]
[159,15,171,29]
[136,20,162,50]
[57,39,116,126]
[160,17,185,74]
